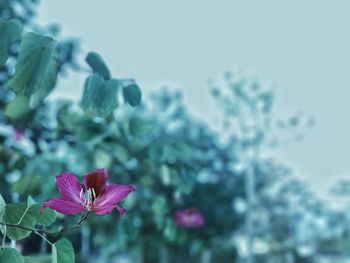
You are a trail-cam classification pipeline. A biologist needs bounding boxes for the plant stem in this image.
[35,231,53,246]
[1,233,6,248]
[0,222,47,234]
[0,211,90,238]
[55,211,89,236]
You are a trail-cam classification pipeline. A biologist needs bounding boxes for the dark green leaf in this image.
[80,74,120,117]
[24,198,56,227]
[4,203,36,240]
[0,19,22,65]
[23,199,57,229]
[85,51,111,79]
[122,84,141,107]
[5,95,31,120]
[129,115,154,137]
[52,238,75,263]
[11,175,42,195]
[6,32,59,108]
[0,247,24,263]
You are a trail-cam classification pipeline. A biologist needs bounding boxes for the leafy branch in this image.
[0,211,90,239]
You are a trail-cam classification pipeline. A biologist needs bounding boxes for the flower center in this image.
[80,188,96,211]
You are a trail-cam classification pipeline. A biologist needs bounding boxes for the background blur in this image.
[37,0,350,203]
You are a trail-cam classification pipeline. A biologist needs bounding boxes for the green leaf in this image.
[4,95,31,120]
[0,19,23,66]
[171,142,192,162]
[33,207,56,227]
[24,197,56,227]
[129,115,154,137]
[94,149,112,169]
[164,219,177,242]
[26,196,36,208]
[160,165,180,186]
[6,32,59,108]
[36,208,57,226]
[4,203,36,240]
[85,51,111,79]
[80,74,120,117]
[160,164,171,185]
[52,238,75,263]
[122,84,141,107]
[11,175,42,195]
[23,255,51,263]
[113,144,129,163]
[0,247,24,263]
[0,194,6,234]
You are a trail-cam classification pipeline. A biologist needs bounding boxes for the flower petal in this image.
[84,168,108,196]
[42,197,85,215]
[175,209,204,228]
[192,214,204,226]
[93,184,135,215]
[175,210,186,225]
[116,206,126,216]
[56,172,83,204]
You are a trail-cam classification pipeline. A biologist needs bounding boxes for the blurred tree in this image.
[210,72,314,263]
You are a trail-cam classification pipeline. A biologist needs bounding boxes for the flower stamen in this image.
[83,188,96,211]
[91,188,96,200]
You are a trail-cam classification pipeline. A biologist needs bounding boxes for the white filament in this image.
[82,188,96,211]
[91,188,96,199]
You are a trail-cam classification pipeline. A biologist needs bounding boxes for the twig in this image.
[0,222,48,234]
[0,211,90,239]
[54,212,90,237]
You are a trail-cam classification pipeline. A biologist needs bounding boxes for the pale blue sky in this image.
[37,0,350,201]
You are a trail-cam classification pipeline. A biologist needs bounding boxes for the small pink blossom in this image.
[42,169,135,216]
[175,208,204,228]
[14,130,24,141]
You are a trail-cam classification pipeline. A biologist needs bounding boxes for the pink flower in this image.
[42,169,135,216]
[14,130,24,141]
[175,208,204,228]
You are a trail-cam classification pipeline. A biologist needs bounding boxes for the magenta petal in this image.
[84,168,108,196]
[14,130,24,141]
[93,184,135,215]
[175,209,204,228]
[42,197,85,215]
[116,206,126,216]
[175,211,186,225]
[56,172,83,204]
[192,214,204,226]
